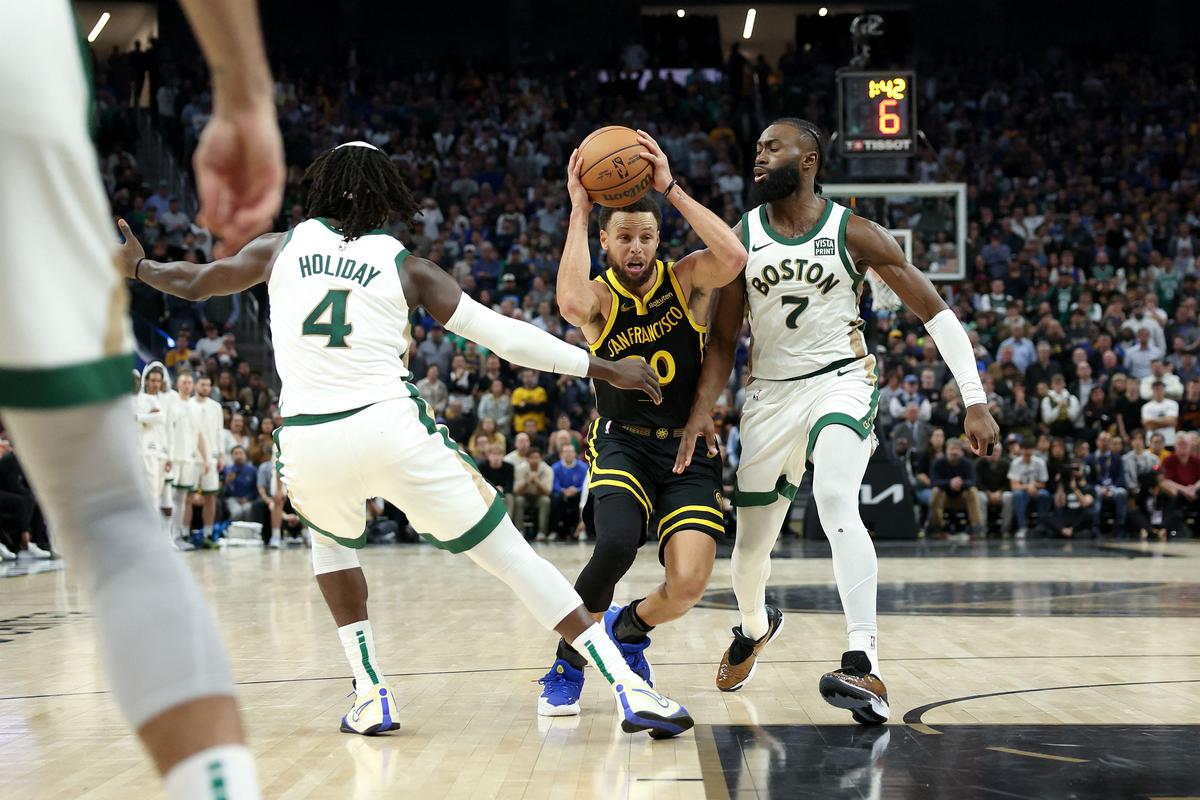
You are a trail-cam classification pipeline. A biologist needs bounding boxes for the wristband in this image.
[135,257,147,281]
[664,179,678,198]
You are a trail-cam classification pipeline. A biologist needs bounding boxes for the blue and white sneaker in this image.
[616,680,694,739]
[603,604,655,687]
[537,658,584,717]
[340,681,400,735]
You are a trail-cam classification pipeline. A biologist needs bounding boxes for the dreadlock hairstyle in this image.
[772,117,825,194]
[302,144,420,241]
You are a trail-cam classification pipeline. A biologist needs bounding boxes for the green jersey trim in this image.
[837,207,863,285]
[0,353,133,409]
[732,474,799,508]
[804,359,881,461]
[313,217,391,238]
[281,404,372,427]
[759,199,833,246]
[739,211,750,252]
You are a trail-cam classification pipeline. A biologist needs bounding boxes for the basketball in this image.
[577,125,654,207]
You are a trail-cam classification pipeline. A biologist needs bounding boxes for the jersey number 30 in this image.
[302,289,353,347]
[781,295,809,329]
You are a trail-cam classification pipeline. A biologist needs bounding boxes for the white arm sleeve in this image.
[445,294,590,378]
[924,308,987,407]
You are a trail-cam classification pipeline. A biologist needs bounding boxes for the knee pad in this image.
[574,493,643,610]
[312,531,362,575]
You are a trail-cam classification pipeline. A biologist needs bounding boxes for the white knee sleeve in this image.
[465,516,582,630]
[3,400,234,728]
[731,496,792,640]
[311,531,362,575]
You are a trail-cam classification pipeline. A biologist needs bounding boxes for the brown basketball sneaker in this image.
[716,604,784,691]
[819,651,890,724]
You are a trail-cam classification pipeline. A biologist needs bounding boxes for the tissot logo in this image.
[814,237,836,256]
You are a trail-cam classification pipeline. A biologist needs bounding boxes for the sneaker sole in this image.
[818,677,890,724]
[339,717,401,735]
[719,612,785,693]
[537,699,581,717]
[620,710,695,739]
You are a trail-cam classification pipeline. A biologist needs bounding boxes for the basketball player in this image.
[675,119,1000,723]
[536,133,747,716]
[192,375,226,544]
[119,141,695,740]
[168,372,209,546]
[0,2,282,797]
[136,363,175,537]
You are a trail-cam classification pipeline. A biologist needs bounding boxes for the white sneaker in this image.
[1015,527,1027,539]
[267,534,281,549]
[615,677,694,739]
[23,543,52,559]
[0,543,16,561]
[301,528,312,548]
[340,682,400,735]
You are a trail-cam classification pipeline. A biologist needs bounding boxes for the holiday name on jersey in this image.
[298,253,382,287]
[749,258,839,297]
[603,305,685,358]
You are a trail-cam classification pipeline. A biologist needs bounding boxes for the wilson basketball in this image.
[577,125,654,208]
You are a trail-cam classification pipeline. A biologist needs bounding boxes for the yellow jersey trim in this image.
[666,263,708,334]
[605,260,668,315]
[588,278,621,355]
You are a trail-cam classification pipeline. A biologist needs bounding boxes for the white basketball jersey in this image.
[191,396,224,462]
[136,391,169,456]
[742,199,868,380]
[269,218,414,416]
[168,393,198,462]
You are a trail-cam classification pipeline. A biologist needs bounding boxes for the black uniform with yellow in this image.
[583,259,725,564]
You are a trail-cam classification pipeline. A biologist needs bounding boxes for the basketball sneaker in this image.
[615,679,693,739]
[536,658,584,717]
[340,680,401,735]
[819,651,890,724]
[603,604,655,686]
[716,603,784,691]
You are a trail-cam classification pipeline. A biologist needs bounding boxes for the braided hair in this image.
[302,145,420,241]
[771,117,824,194]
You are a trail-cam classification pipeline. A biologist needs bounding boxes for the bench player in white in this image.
[120,140,696,740]
[135,363,175,537]
[167,371,210,546]
[0,2,284,797]
[676,118,1000,723]
[191,375,226,543]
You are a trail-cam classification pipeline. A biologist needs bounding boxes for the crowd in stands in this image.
[5,41,1195,554]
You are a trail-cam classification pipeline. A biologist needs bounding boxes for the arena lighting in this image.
[676,8,685,17]
[819,6,829,16]
[742,8,756,39]
[87,11,111,43]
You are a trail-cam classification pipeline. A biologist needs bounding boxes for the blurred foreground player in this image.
[0,2,283,798]
[678,119,1000,723]
[122,141,695,740]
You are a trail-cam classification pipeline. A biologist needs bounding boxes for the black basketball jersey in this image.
[589,260,707,428]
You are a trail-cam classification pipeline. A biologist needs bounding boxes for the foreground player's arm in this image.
[636,131,747,290]
[674,277,745,473]
[401,255,662,403]
[847,215,1000,455]
[556,149,608,329]
[177,0,284,252]
[118,219,283,300]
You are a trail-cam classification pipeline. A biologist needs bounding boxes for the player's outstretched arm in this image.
[179,0,284,254]
[556,149,606,329]
[119,219,283,300]
[403,256,662,404]
[636,130,746,289]
[848,215,1000,455]
[674,278,745,473]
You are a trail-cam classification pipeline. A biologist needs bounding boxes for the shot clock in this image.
[837,70,916,157]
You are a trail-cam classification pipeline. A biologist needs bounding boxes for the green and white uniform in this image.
[191,395,224,494]
[169,394,200,491]
[733,199,880,507]
[269,218,503,550]
[0,2,132,408]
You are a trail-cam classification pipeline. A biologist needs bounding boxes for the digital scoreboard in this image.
[837,71,916,157]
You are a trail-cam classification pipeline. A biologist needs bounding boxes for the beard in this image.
[749,159,803,206]
[605,250,655,291]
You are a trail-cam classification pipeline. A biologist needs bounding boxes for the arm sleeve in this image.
[923,309,987,407]
[445,295,590,378]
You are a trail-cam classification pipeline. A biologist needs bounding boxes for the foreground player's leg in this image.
[311,536,397,736]
[717,494,789,691]
[468,512,694,738]
[540,493,642,716]
[2,400,259,798]
[810,425,889,724]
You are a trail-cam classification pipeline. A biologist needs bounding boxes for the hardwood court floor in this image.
[2,537,1198,799]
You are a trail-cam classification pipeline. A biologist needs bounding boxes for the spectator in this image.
[1141,380,1180,449]
[1161,433,1200,535]
[504,431,532,468]
[477,378,513,435]
[975,443,1013,535]
[161,197,191,250]
[477,445,516,522]
[888,374,931,422]
[164,332,192,374]
[1124,328,1165,380]
[1139,361,1184,401]
[222,446,258,521]
[997,322,1037,373]
[416,365,449,415]
[417,325,455,377]
[194,320,223,360]
[514,447,552,539]
[248,418,275,465]
[443,399,473,446]
[1008,440,1052,538]
[1114,377,1145,442]
[512,369,549,433]
[1179,379,1200,431]
[550,444,587,540]
[222,413,252,458]
[445,354,476,415]
[0,438,51,559]
[930,384,967,440]
[1088,433,1128,537]
[468,416,507,461]
[1041,374,1081,438]
[238,371,278,416]
[1054,458,1097,539]
[928,439,985,538]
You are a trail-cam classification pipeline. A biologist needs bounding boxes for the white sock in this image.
[571,622,641,690]
[270,528,280,540]
[173,490,190,536]
[849,630,880,676]
[338,621,383,692]
[203,524,213,538]
[164,744,259,800]
[731,496,792,641]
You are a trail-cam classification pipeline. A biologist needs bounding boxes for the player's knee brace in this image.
[573,493,644,612]
[311,530,361,575]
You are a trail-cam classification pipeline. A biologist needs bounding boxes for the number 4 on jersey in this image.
[302,289,353,347]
